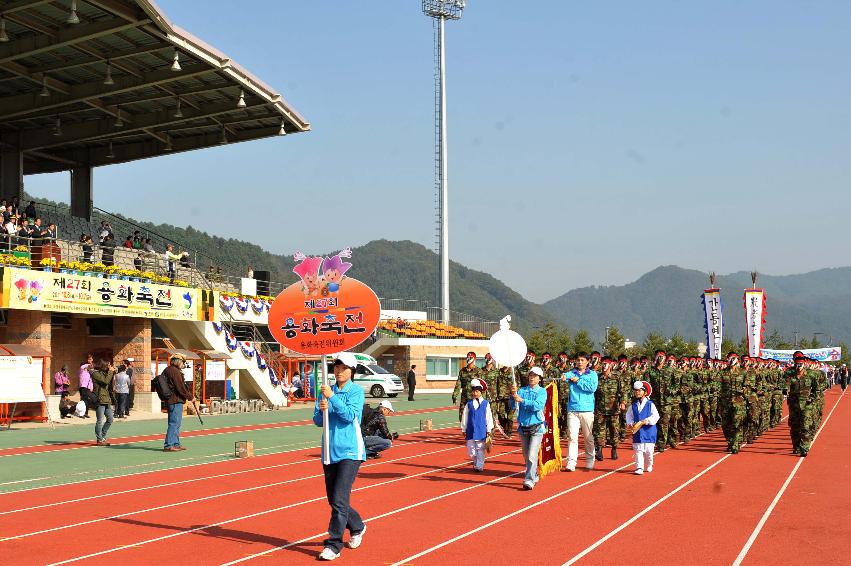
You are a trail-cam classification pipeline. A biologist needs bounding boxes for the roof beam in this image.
[27,43,169,75]
[22,101,268,151]
[0,17,151,66]
[0,60,71,94]
[0,0,55,15]
[25,124,286,173]
[0,64,216,121]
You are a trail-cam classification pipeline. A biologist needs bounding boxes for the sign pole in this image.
[321,354,330,465]
[6,403,17,431]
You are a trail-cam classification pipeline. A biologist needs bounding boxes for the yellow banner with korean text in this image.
[1,267,203,321]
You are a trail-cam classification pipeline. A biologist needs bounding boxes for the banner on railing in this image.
[701,288,723,359]
[743,288,766,358]
[760,347,842,362]
[1,267,203,320]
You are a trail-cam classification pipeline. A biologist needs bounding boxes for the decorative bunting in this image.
[234,297,249,313]
[219,294,234,312]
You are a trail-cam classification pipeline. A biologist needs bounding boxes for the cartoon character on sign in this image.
[292,252,324,297]
[14,279,27,302]
[321,249,352,293]
[28,280,43,303]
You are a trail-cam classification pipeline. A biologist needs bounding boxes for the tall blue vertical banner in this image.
[701,288,723,359]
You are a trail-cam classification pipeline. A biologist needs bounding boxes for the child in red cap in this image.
[626,380,659,475]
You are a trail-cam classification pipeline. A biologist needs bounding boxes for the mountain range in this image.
[27,195,851,344]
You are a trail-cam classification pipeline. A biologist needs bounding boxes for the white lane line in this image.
[390,461,634,566]
[0,433,440,515]
[0,422,455,496]
[1,444,459,541]
[391,420,744,565]
[46,447,522,566]
[222,468,526,565]
[731,389,845,566]
[1,406,454,458]
[562,454,732,565]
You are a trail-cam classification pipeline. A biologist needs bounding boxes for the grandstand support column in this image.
[70,166,93,220]
[114,317,152,393]
[0,133,24,202]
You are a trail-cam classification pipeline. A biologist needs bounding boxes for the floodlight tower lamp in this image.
[422,0,465,326]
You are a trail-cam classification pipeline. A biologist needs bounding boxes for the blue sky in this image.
[26,1,851,302]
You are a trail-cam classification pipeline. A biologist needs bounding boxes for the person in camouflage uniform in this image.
[675,357,693,442]
[453,352,482,422]
[616,356,632,442]
[769,359,785,428]
[787,352,822,457]
[721,353,747,454]
[515,351,535,389]
[589,351,602,374]
[593,357,627,460]
[808,359,829,445]
[555,352,571,439]
[756,359,772,435]
[742,357,761,444]
[645,351,675,452]
[541,353,561,386]
[665,355,685,445]
[480,353,502,429]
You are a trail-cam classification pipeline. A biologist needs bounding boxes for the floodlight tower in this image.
[423,0,464,325]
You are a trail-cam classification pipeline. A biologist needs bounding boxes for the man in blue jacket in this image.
[563,352,599,472]
[313,352,367,561]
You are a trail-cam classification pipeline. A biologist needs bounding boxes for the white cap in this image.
[126,358,135,362]
[529,366,544,378]
[379,400,395,412]
[470,378,483,389]
[334,352,359,369]
[633,381,644,390]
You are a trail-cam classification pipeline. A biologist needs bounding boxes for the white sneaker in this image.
[523,482,534,490]
[319,547,340,561]
[347,524,366,549]
[565,462,576,472]
[634,468,644,475]
[647,466,653,473]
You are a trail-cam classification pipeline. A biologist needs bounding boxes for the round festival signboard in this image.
[268,248,381,356]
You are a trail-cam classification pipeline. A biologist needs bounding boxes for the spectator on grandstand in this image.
[164,244,182,282]
[24,201,37,219]
[11,197,20,214]
[132,230,143,249]
[179,251,192,268]
[17,218,33,243]
[2,204,10,225]
[98,221,113,244]
[163,353,194,452]
[123,235,134,249]
[144,238,154,252]
[43,222,57,242]
[54,365,70,398]
[247,264,254,279]
[78,354,94,418]
[134,254,143,271]
[81,234,94,262]
[101,233,116,266]
[361,400,398,459]
[114,364,131,419]
[91,358,116,446]
[313,353,367,561]
[3,215,16,251]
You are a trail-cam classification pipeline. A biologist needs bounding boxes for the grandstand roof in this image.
[0,0,309,174]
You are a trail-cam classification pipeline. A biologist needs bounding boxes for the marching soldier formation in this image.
[453,348,829,463]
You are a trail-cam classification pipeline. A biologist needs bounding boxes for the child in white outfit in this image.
[625,380,660,475]
[460,378,494,472]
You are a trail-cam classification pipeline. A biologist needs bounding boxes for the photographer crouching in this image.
[361,400,398,459]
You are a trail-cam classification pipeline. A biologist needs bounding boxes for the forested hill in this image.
[542,265,851,344]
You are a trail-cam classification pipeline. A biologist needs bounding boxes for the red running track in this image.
[4,391,845,565]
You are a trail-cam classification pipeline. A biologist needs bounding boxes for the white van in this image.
[328,353,405,398]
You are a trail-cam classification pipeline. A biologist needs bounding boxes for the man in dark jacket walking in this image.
[164,353,194,452]
[407,365,417,401]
